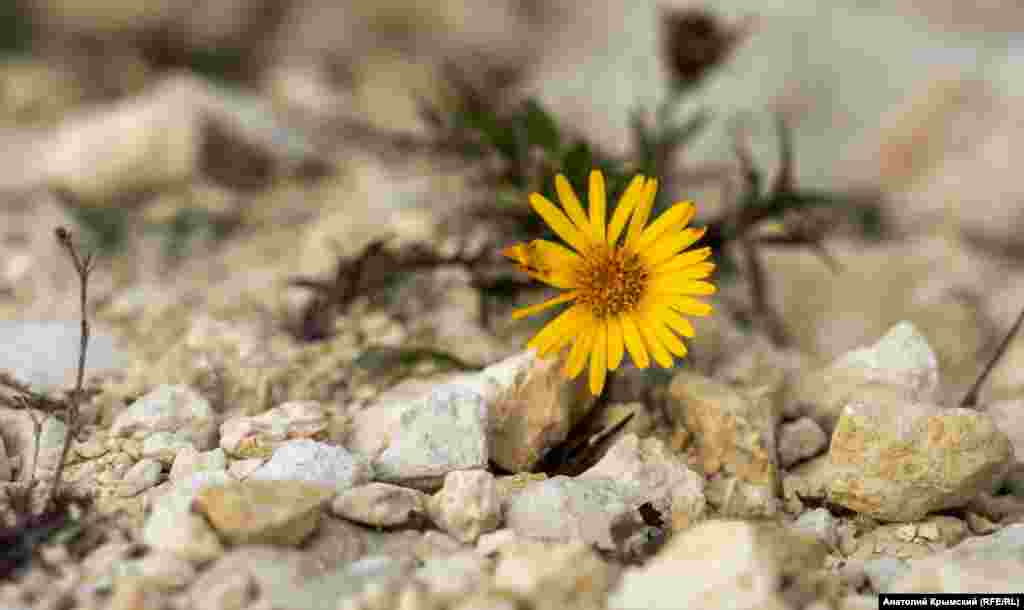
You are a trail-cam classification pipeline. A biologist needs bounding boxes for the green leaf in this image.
[522,99,561,156]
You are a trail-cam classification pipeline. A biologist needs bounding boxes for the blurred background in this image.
[2,0,1024,408]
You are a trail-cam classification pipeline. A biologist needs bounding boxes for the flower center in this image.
[575,245,648,319]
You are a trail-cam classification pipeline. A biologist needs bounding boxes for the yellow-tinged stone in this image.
[194,480,334,546]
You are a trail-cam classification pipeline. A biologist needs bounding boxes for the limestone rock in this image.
[609,520,804,610]
[778,417,829,469]
[579,434,705,532]
[827,396,1013,521]
[483,351,596,473]
[373,385,489,490]
[791,322,940,434]
[492,541,614,610]
[195,479,334,547]
[331,482,427,528]
[428,469,502,543]
[219,400,329,459]
[110,384,217,451]
[249,439,372,493]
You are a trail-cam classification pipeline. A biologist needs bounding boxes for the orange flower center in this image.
[574,245,648,319]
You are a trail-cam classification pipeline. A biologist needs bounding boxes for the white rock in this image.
[141,471,231,562]
[249,439,372,493]
[609,520,789,610]
[792,508,838,549]
[414,551,490,600]
[373,385,489,490]
[579,434,705,532]
[227,457,265,480]
[219,400,328,459]
[111,385,217,450]
[331,482,427,528]
[0,320,126,392]
[833,321,940,399]
[429,470,502,543]
[141,431,196,465]
[44,75,204,203]
[169,447,227,481]
[116,458,163,497]
[476,528,522,557]
[504,476,640,550]
[492,540,613,607]
[778,417,829,468]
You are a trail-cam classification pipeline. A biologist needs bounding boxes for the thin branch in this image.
[49,226,94,511]
[961,305,1024,409]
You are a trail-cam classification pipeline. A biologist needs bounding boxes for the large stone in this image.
[373,385,489,490]
[890,524,1024,592]
[827,396,1013,521]
[141,471,232,562]
[331,482,427,528]
[194,479,334,546]
[668,371,779,517]
[483,351,596,473]
[503,476,640,551]
[219,400,329,459]
[492,540,614,610]
[249,439,372,493]
[579,434,705,532]
[110,384,217,450]
[791,322,940,434]
[609,520,817,610]
[428,469,502,543]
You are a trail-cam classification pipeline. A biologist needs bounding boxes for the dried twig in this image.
[49,226,95,509]
[961,305,1024,409]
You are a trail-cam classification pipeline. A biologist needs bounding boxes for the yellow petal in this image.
[657,261,715,281]
[589,321,608,395]
[555,174,595,242]
[529,193,589,253]
[607,314,625,370]
[648,275,717,296]
[528,304,584,356]
[643,227,707,267]
[669,297,713,317]
[607,175,645,245]
[620,313,650,369]
[526,240,582,289]
[589,170,606,241]
[511,291,577,320]
[632,201,695,252]
[624,178,658,249]
[636,315,674,368]
[653,246,713,273]
[652,317,688,357]
[564,323,594,379]
[659,306,696,337]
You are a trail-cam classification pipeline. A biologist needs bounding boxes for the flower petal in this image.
[589,170,606,241]
[607,314,625,370]
[653,246,713,273]
[648,275,717,296]
[632,201,695,252]
[528,304,584,355]
[529,193,589,253]
[653,261,714,281]
[589,321,608,395]
[659,306,696,338]
[555,174,595,242]
[624,178,658,249]
[564,322,594,379]
[526,240,582,289]
[607,175,645,245]
[511,291,577,320]
[620,313,650,369]
[652,317,688,357]
[668,297,713,317]
[636,315,674,368]
[643,227,706,267]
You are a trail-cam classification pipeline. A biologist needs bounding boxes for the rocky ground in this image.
[2,1,1024,609]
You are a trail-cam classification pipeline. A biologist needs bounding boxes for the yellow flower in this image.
[504,170,715,395]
